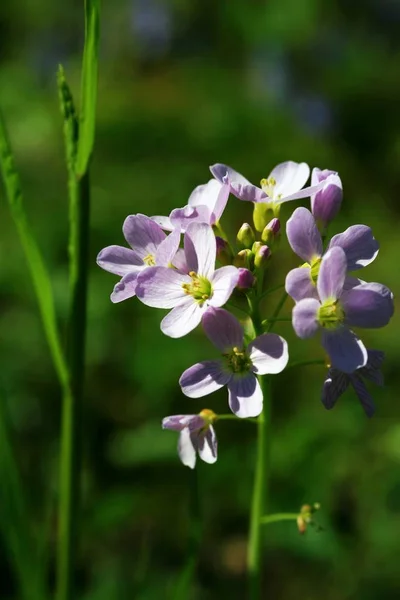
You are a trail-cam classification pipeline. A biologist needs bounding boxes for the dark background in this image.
[0,0,400,598]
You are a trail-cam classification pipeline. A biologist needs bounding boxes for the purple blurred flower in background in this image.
[180,308,288,418]
[162,410,217,469]
[292,246,394,373]
[311,168,343,228]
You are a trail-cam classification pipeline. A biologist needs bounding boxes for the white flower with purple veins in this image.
[96,214,180,303]
[179,308,289,418]
[152,179,229,232]
[136,223,239,338]
[292,246,394,373]
[285,207,379,303]
[210,161,324,206]
[322,350,384,418]
[162,410,217,469]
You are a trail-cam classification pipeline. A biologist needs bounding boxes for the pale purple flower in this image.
[97,213,180,303]
[162,411,217,469]
[136,223,239,338]
[285,207,379,302]
[292,246,394,373]
[210,161,325,206]
[322,350,384,417]
[311,168,343,227]
[152,179,229,232]
[179,308,289,418]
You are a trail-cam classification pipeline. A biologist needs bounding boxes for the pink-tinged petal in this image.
[202,307,243,351]
[185,222,216,278]
[172,248,189,273]
[188,179,223,218]
[179,360,231,397]
[322,328,367,373]
[155,228,181,266]
[136,266,188,308]
[150,215,174,232]
[286,207,323,262]
[317,246,347,302]
[162,414,205,432]
[228,374,263,418]
[279,181,326,203]
[170,204,211,231]
[341,283,394,329]
[349,376,376,417]
[269,161,309,198]
[197,426,218,464]
[110,271,140,303]
[210,163,267,203]
[161,298,206,338]
[178,428,196,469]
[321,370,350,410]
[123,214,166,256]
[328,225,379,271]
[96,245,143,276]
[285,267,317,302]
[210,266,240,307]
[292,298,320,339]
[248,333,289,374]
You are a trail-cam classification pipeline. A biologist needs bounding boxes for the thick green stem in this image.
[260,513,299,525]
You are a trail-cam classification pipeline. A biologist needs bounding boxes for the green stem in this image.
[287,359,325,370]
[260,513,299,525]
[259,282,285,300]
[266,291,288,333]
[261,317,291,328]
[216,414,258,424]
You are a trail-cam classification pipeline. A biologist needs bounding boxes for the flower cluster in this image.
[97,160,394,467]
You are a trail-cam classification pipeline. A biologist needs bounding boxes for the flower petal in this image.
[248,333,289,374]
[123,214,166,256]
[155,228,181,266]
[178,428,197,469]
[321,369,350,410]
[212,183,230,223]
[328,225,379,271]
[269,161,310,198]
[188,179,228,224]
[278,181,327,204]
[361,349,385,385]
[322,328,368,373]
[172,248,189,273]
[210,266,240,307]
[150,215,174,232]
[349,376,376,417]
[96,245,143,276]
[292,298,321,339]
[311,169,343,226]
[184,222,216,278]
[342,283,394,329]
[161,297,205,338]
[317,246,347,302]
[170,204,211,231]
[162,414,204,432]
[286,207,323,262]
[228,374,263,418]
[209,163,267,203]
[110,271,140,303]
[196,426,218,464]
[285,267,317,302]
[136,266,188,308]
[201,307,243,351]
[179,360,231,397]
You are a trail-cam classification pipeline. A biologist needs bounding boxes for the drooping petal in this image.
[321,369,350,410]
[179,360,231,397]
[161,297,206,338]
[178,428,197,469]
[136,266,188,308]
[311,169,343,227]
[328,225,379,270]
[169,204,211,231]
[269,161,310,199]
[123,214,166,256]
[341,283,394,329]
[248,333,289,374]
[362,349,385,386]
[210,163,267,203]
[196,426,218,464]
[155,228,181,266]
[201,307,243,351]
[228,373,263,418]
[110,271,140,303]
[349,376,376,417]
[185,222,216,278]
[292,298,321,339]
[162,414,205,432]
[321,328,368,373]
[286,207,323,262]
[96,245,143,276]
[317,246,347,302]
[150,215,174,232]
[285,267,318,302]
[210,266,240,307]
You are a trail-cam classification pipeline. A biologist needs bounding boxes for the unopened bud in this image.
[254,245,271,268]
[236,223,255,249]
[233,249,252,269]
[237,268,255,290]
[311,168,343,228]
[261,218,281,246]
[253,202,276,232]
[216,236,232,266]
[297,515,307,535]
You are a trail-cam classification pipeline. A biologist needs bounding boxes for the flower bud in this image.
[233,249,252,269]
[236,268,255,290]
[253,202,276,232]
[261,218,281,246]
[254,244,271,268]
[311,168,343,228]
[297,515,307,535]
[236,223,255,249]
[216,236,232,266]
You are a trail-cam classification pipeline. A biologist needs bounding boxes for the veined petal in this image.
[328,225,379,271]
[162,414,204,432]
[136,266,188,308]
[110,271,140,303]
[210,163,267,203]
[150,215,174,232]
[123,214,166,256]
[170,204,211,231]
[97,245,143,276]
[269,161,310,198]
[362,349,385,385]
[155,228,181,266]
[286,207,323,262]
[321,369,350,410]
[292,298,320,339]
[185,222,216,278]
[248,333,289,375]
[178,428,197,469]
[212,183,230,223]
[210,266,240,307]
[202,307,243,351]
[349,376,376,417]
[196,426,218,464]
[161,297,206,338]
[322,328,368,373]
[317,246,347,302]
[179,360,231,397]
[188,179,222,214]
[341,283,394,329]
[172,248,189,273]
[228,374,263,418]
[285,267,317,302]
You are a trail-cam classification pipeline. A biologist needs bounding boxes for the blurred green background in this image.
[1,0,400,598]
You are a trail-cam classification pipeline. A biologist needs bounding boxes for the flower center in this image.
[260,176,282,201]
[182,271,212,305]
[199,408,217,426]
[223,346,252,374]
[143,253,156,266]
[318,299,345,329]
